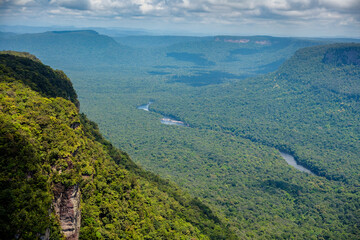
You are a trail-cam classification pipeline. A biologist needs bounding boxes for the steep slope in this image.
[277,43,360,98]
[0,52,236,240]
[0,51,79,106]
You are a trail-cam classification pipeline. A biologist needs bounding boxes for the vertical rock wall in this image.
[53,184,81,240]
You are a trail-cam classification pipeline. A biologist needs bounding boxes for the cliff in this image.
[0,52,236,239]
[277,43,360,98]
[53,184,81,240]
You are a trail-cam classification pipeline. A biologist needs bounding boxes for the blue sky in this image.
[1,0,359,37]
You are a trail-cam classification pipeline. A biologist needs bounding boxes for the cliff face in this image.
[322,45,360,66]
[0,52,236,239]
[0,76,84,239]
[53,184,81,240]
[278,43,360,97]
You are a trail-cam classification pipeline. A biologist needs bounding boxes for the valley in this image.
[138,100,315,174]
[1,31,359,239]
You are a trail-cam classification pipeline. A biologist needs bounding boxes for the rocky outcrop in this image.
[323,45,360,66]
[53,184,81,240]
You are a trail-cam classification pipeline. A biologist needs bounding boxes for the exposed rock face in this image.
[323,46,360,66]
[53,184,81,240]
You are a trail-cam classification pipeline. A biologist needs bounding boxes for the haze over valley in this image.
[1,0,360,239]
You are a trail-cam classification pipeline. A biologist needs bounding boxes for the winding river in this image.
[137,102,315,174]
[279,151,315,175]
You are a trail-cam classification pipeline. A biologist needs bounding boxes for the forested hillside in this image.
[142,44,360,237]
[0,52,236,240]
[77,43,359,239]
[277,43,360,97]
[1,32,359,239]
[153,43,360,183]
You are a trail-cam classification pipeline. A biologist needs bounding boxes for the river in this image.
[138,102,315,174]
[280,151,315,175]
[137,101,152,111]
[161,117,187,126]
[137,102,187,127]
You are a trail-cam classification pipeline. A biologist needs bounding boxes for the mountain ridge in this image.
[1,34,359,239]
[278,43,360,98]
[0,52,236,239]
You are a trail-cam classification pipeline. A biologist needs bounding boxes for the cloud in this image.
[0,0,359,37]
[50,0,91,10]
[2,0,359,19]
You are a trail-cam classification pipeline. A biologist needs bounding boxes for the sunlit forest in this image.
[0,29,359,239]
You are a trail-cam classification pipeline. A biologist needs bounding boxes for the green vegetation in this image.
[153,44,360,184]
[0,52,78,106]
[277,43,360,97]
[0,50,41,62]
[1,32,359,239]
[0,54,236,239]
[73,42,360,238]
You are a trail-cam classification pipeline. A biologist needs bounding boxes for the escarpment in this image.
[0,52,236,239]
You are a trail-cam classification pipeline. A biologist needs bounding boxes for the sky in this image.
[0,0,359,37]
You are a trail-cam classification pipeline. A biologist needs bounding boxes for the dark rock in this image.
[70,122,80,129]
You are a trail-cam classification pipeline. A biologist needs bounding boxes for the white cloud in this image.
[0,0,359,37]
